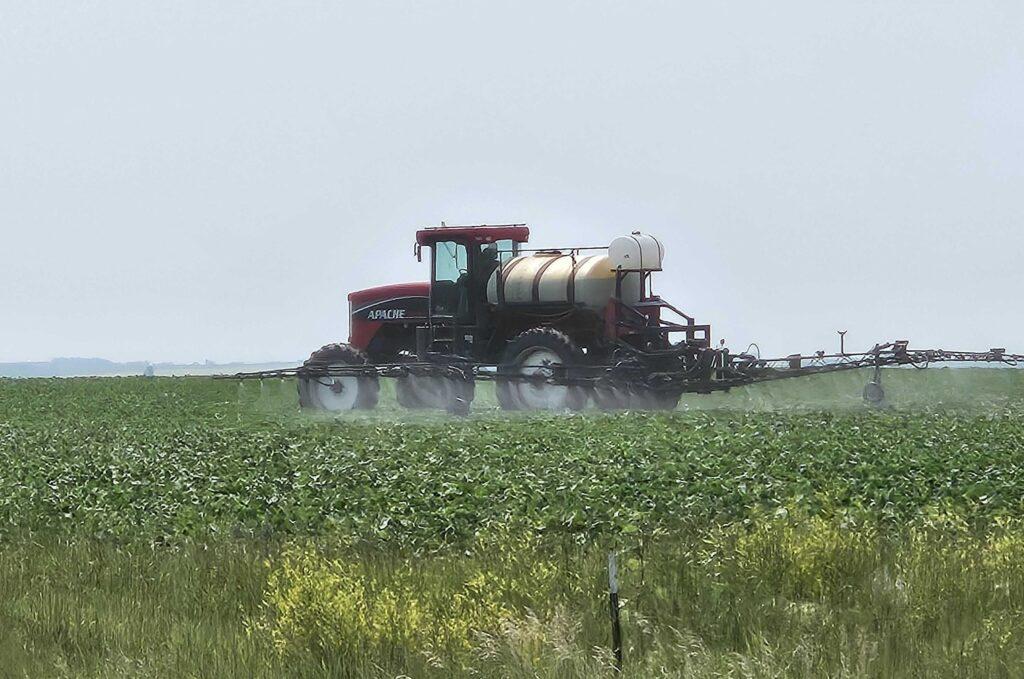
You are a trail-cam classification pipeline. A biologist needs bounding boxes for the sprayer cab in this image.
[415,224,531,325]
[411,224,531,358]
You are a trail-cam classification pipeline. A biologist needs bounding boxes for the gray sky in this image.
[2,1,1021,363]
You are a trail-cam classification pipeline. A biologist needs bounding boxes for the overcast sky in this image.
[2,1,1021,363]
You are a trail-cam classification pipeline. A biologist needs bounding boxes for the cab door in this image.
[431,240,470,320]
[429,240,475,355]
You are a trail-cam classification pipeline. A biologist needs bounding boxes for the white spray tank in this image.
[608,232,665,271]
[487,233,665,311]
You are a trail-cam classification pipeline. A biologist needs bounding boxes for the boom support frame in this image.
[219,341,1024,395]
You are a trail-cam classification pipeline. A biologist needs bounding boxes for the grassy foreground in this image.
[5,518,1024,677]
[1,372,1024,676]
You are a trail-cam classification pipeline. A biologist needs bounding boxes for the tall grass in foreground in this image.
[4,512,1024,678]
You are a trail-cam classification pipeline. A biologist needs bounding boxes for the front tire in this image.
[299,343,379,412]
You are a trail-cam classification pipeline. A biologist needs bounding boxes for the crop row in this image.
[1,376,1024,546]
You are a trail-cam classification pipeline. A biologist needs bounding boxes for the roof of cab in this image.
[415,224,530,247]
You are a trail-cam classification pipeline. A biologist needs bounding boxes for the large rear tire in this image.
[497,328,588,411]
[299,343,379,412]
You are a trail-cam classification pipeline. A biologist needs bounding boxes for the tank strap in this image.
[496,256,528,305]
[532,254,566,303]
[567,255,593,306]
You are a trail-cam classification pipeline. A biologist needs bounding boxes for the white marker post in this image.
[608,551,623,672]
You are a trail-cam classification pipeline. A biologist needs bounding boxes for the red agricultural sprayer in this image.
[224,224,1024,414]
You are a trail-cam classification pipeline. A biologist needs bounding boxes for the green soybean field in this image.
[2,370,1024,677]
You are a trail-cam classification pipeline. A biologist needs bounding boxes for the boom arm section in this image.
[717,342,1022,388]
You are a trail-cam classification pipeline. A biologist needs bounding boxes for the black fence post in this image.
[608,551,623,672]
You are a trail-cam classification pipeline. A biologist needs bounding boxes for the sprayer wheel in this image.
[497,328,587,411]
[299,343,379,412]
[445,375,475,416]
[495,376,520,411]
[396,373,474,414]
[396,375,433,409]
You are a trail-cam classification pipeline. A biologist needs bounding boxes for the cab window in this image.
[492,239,516,266]
[432,241,468,316]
